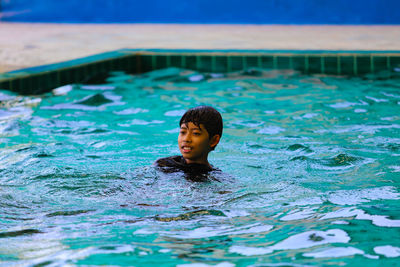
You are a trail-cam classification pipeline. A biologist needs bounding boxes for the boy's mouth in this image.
[181,146,192,153]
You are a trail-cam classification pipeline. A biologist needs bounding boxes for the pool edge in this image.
[1,49,400,95]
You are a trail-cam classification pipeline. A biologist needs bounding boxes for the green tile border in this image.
[1,49,400,95]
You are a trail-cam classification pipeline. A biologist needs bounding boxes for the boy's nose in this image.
[183,133,192,142]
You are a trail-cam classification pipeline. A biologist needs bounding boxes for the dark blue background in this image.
[1,0,399,24]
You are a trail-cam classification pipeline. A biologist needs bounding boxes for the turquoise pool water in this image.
[0,68,399,266]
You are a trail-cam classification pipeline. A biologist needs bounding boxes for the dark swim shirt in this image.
[155,155,220,182]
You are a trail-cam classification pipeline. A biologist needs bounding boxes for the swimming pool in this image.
[1,67,399,265]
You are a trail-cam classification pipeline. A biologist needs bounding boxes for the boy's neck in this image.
[183,157,210,167]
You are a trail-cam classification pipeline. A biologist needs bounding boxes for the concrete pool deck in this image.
[0,23,399,73]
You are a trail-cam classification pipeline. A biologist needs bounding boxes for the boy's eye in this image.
[193,132,201,136]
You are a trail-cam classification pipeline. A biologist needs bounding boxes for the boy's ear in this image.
[209,134,220,149]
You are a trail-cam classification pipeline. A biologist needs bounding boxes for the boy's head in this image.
[178,106,223,164]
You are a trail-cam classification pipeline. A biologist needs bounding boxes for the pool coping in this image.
[1,49,400,95]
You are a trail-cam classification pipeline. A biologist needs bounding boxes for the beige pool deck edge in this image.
[1,22,400,73]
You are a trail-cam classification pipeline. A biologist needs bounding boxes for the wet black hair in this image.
[179,106,223,149]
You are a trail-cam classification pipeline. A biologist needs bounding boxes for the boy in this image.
[155,105,223,179]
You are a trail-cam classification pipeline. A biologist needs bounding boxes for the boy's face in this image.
[178,122,219,165]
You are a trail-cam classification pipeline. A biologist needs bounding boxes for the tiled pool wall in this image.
[1,49,400,95]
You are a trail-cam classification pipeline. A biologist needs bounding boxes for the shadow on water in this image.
[0,229,42,238]
[291,153,362,167]
[46,210,95,217]
[155,209,226,222]
[75,93,113,106]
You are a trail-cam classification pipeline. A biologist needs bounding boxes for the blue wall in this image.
[1,0,399,24]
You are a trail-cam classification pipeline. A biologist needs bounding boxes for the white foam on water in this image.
[94,244,136,255]
[165,127,180,133]
[290,197,323,206]
[0,238,67,260]
[0,92,15,101]
[303,246,364,258]
[357,213,400,227]
[354,109,367,113]
[227,86,244,91]
[103,91,122,101]
[0,146,33,170]
[0,110,14,120]
[320,207,400,227]
[303,113,319,119]
[229,245,273,256]
[19,244,135,266]
[135,223,273,239]
[0,106,33,121]
[22,97,42,107]
[112,130,139,135]
[382,92,400,99]
[365,96,389,103]
[280,208,316,221]
[328,101,367,109]
[273,229,349,250]
[164,109,187,117]
[363,254,380,259]
[91,141,107,148]
[81,85,115,90]
[133,228,154,235]
[166,223,273,239]
[229,229,349,256]
[113,108,149,115]
[53,85,73,95]
[320,207,359,220]
[41,103,105,111]
[364,136,400,143]
[177,262,235,267]
[232,120,264,127]
[389,166,400,172]
[0,120,19,136]
[210,73,224,78]
[373,245,400,258]
[39,118,95,128]
[331,220,349,225]
[226,224,274,235]
[188,74,205,82]
[264,110,276,114]
[325,186,400,205]
[316,124,400,134]
[310,158,375,172]
[119,119,164,126]
[293,113,319,120]
[381,116,399,121]
[257,126,285,135]
[42,92,123,111]
[223,210,251,218]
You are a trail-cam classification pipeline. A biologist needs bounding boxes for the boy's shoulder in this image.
[155,155,185,168]
[154,155,218,173]
[154,156,229,183]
